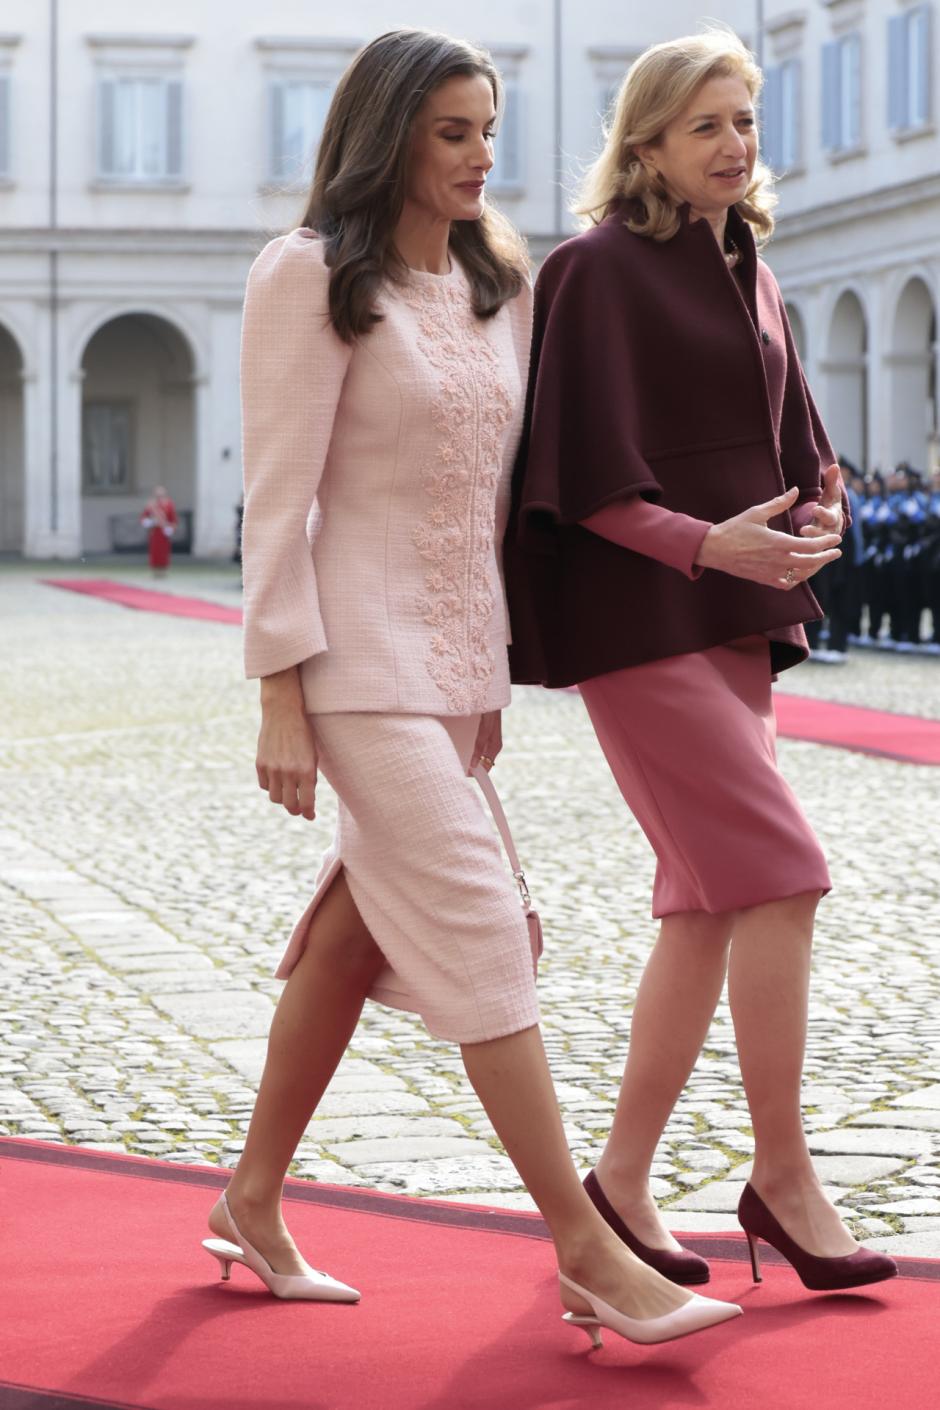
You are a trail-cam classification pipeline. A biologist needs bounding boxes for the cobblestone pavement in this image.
[2,562,939,1257]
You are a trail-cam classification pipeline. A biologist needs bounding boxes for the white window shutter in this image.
[165,80,183,177]
[821,41,841,149]
[762,65,783,172]
[913,5,932,125]
[845,35,862,147]
[99,78,117,176]
[309,81,331,171]
[492,85,523,188]
[788,59,803,167]
[269,81,286,180]
[888,13,908,130]
[0,74,9,178]
[138,79,164,177]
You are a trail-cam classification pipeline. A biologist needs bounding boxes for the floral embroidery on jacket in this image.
[407,278,514,713]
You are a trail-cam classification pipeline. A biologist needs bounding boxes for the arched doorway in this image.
[0,322,25,554]
[888,277,937,470]
[785,303,807,363]
[823,291,867,470]
[79,313,195,554]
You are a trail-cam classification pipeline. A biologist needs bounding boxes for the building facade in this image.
[0,1,936,559]
[760,0,939,477]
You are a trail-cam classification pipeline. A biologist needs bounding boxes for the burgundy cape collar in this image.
[505,202,836,686]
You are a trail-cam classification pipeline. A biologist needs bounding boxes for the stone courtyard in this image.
[1,562,938,1258]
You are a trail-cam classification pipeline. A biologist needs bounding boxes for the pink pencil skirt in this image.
[579,635,831,917]
[275,712,540,1045]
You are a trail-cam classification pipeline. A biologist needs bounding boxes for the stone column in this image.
[192,299,244,559]
[26,301,82,559]
[864,277,883,475]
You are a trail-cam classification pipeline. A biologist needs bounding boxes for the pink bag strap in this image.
[471,764,532,908]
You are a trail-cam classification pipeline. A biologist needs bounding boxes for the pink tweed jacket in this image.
[240,230,533,716]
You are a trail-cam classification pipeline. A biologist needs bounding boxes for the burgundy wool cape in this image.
[505,202,838,687]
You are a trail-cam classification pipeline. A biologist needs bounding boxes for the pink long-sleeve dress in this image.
[240,232,539,1043]
[578,496,830,916]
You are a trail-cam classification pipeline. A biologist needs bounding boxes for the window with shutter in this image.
[841,34,862,149]
[269,78,332,183]
[889,5,933,131]
[781,60,802,169]
[269,83,285,180]
[166,80,183,177]
[138,79,165,177]
[765,60,802,172]
[910,4,933,127]
[762,65,784,172]
[822,34,862,152]
[98,78,117,176]
[490,85,523,191]
[821,40,841,150]
[890,6,935,133]
[97,76,184,182]
[888,14,908,130]
[0,73,9,179]
[83,404,133,493]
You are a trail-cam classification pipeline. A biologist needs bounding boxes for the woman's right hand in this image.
[256,667,319,820]
[695,486,841,589]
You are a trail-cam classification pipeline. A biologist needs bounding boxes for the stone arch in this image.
[784,301,807,362]
[887,275,937,470]
[0,320,26,553]
[823,288,868,470]
[78,312,198,555]
[71,302,207,383]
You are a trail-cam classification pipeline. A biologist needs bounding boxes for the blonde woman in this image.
[203,28,740,1348]
[508,28,897,1294]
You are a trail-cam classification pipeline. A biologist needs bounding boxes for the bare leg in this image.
[208,872,387,1273]
[208,874,718,1321]
[729,890,857,1255]
[462,1026,693,1319]
[213,879,695,1317]
[597,890,857,1260]
[593,910,733,1248]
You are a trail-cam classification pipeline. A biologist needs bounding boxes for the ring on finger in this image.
[479,755,495,771]
[785,568,796,586]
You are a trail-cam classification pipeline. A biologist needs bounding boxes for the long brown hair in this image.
[301,29,528,343]
[576,26,776,245]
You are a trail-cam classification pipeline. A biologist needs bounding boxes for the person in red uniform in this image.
[140,486,178,574]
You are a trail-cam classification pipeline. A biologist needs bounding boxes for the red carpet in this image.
[773,692,940,765]
[1,1139,936,1410]
[41,578,243,626]
[40,579,939,764]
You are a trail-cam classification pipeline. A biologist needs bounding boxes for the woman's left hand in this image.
[471,710,503,773]
[801,464,845,540]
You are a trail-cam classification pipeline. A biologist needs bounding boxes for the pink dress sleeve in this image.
[581,497,713,581]
[789,498,820,535]
[240,233,353,680]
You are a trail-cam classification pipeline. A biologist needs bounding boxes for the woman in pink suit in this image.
[201,28,740,1348]
[508,28,896,1294]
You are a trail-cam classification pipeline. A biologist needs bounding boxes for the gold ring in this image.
[479,755,495,770]
[785,568,796,586]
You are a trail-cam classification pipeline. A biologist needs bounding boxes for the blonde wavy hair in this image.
[576,26,776,244]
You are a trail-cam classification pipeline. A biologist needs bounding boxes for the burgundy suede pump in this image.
[738,1182,898,1291]
[583,1170,711,1286]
